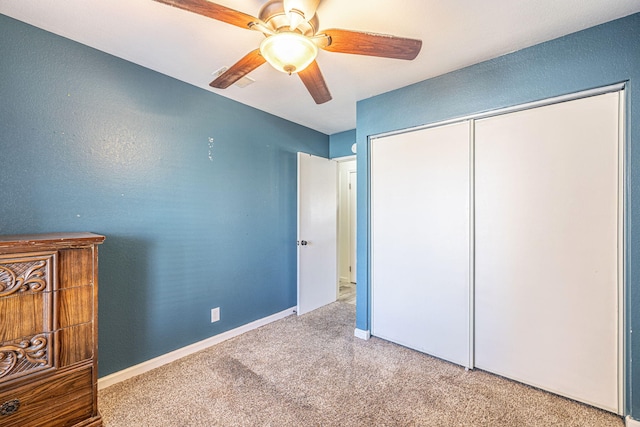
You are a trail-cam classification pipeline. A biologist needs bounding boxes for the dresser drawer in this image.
[0,366,94,427]
[0,333,55,386]
[0,252,55,344]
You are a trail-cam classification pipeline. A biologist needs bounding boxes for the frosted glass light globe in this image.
[260,32,318,75]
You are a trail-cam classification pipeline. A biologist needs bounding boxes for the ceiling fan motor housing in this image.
[259,0,318,35]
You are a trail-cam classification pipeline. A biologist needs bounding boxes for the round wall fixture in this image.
[351,143,357,154]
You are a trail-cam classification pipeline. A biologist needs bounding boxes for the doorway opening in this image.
[337,157,356,305]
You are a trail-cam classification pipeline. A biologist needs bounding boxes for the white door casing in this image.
[297,152,338,315]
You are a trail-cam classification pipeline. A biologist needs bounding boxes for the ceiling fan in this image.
[153,0,422,104]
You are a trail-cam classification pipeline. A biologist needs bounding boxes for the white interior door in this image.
[371,121,472,367]
[474,92,621,412]
[297,152,338,315]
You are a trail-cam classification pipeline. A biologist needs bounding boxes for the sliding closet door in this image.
[474,92,620,412]
[371,121,471,367]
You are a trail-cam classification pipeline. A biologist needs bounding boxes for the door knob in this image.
[300,240,309,246]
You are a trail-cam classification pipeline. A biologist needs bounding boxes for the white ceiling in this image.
[2,0,639,135]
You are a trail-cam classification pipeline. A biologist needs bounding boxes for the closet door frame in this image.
[367,82,626,414]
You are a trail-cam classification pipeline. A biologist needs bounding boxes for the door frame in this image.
[348,169,357,284]
[336,156,357,287]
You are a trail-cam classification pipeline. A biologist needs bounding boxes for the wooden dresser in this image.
[0,233,105,427]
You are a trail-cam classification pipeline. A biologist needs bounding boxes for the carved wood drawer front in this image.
[0,333,53,384]
[0,365,94,427]
[0,253,55,384]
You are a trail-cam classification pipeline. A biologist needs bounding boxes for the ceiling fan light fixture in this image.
[260,32,318,75]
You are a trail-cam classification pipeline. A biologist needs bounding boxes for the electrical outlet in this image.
[211,307,220,323]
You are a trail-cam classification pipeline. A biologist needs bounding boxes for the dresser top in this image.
[0,232,105,251]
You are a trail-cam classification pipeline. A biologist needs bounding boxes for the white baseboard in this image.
[354,328,370,340]
[627,416,640,427]
[98,306,296,390]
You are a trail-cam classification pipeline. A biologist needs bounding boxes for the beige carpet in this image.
[99,302,623,426]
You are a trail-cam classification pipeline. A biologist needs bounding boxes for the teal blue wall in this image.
[356,12,640,416]
[329,129,356,158]
[0,15,328,376]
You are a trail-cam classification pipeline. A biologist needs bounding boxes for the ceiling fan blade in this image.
[298,60,332,104]
[319,29,422,60]
[153,0,264,30]
[210,49,266,89]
